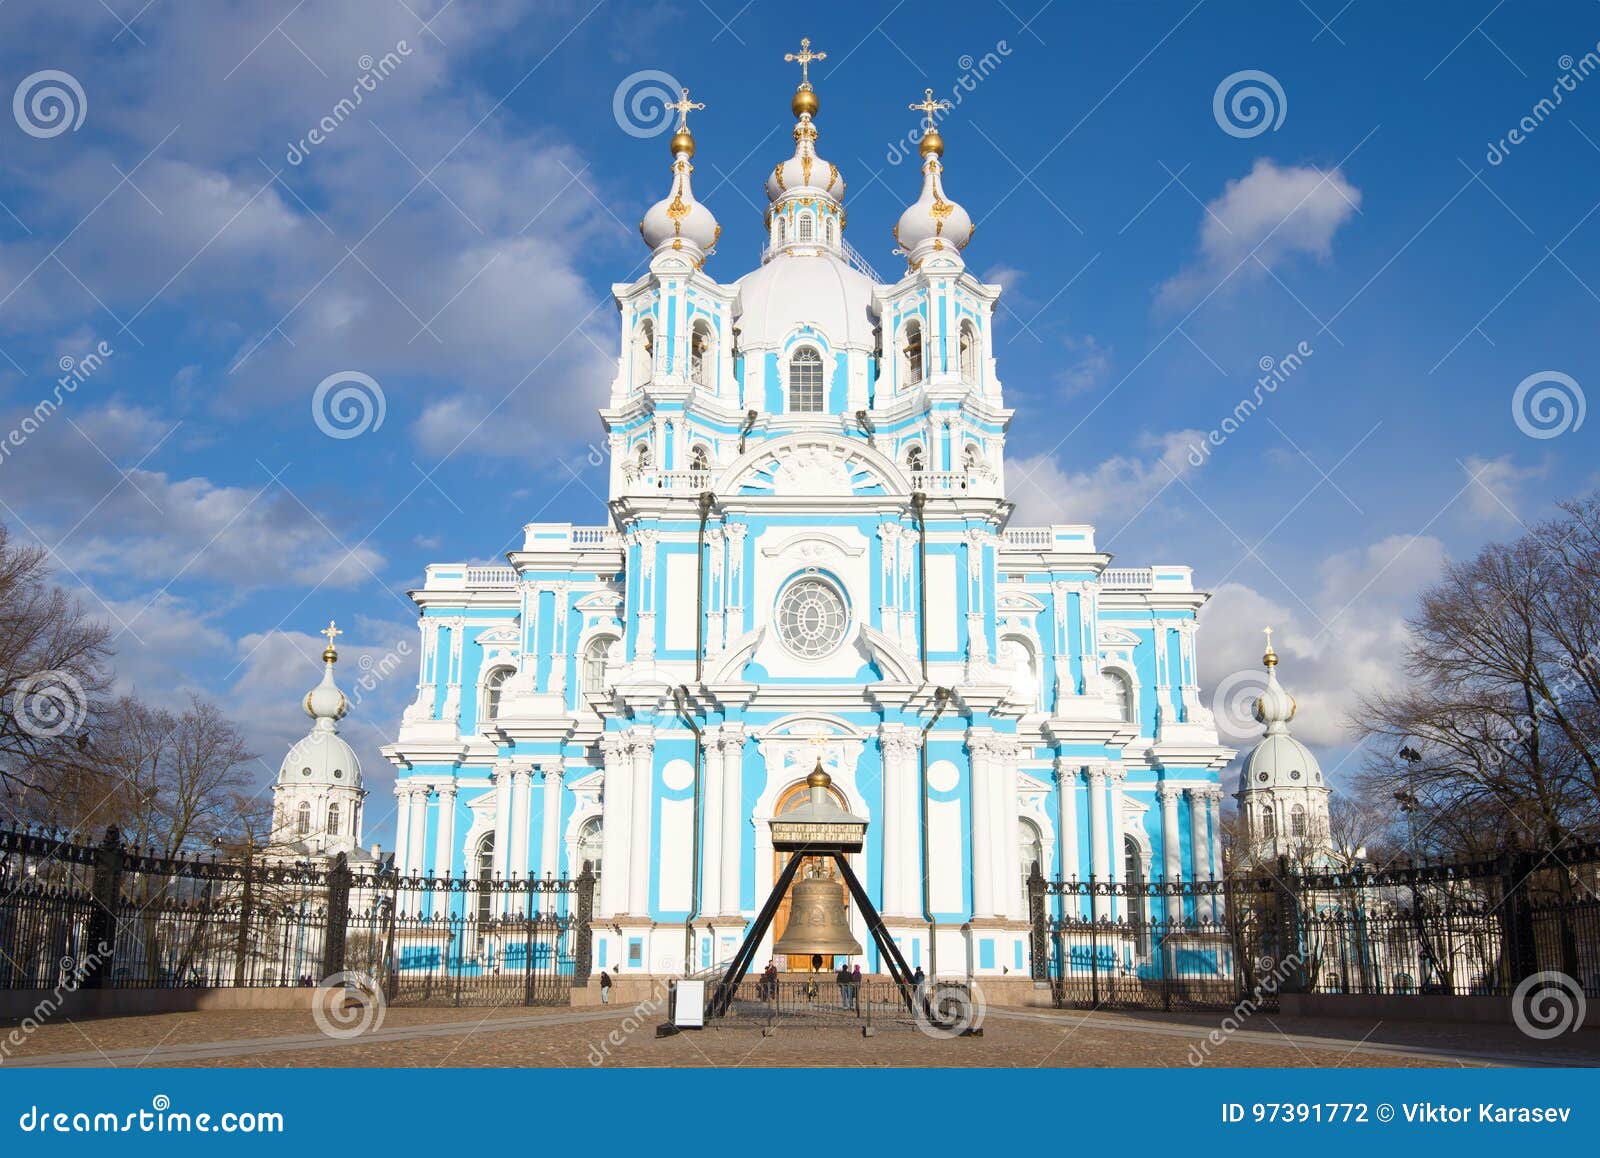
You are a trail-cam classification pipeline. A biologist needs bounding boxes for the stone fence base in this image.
[0,987,321,1022]
[1280,991,1599,1029]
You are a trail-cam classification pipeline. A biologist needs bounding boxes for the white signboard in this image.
[674,979,705,1028]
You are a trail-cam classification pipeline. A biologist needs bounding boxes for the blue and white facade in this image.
[381,78,1235,978]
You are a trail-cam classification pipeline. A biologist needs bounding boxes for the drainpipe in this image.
[673,685,704,978]
[694,491,714,682]
[919,685,951,979]
[910,491,930,682]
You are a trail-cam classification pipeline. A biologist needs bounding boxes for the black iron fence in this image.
[0,826,594,1006]
[1029,845,1600,1013]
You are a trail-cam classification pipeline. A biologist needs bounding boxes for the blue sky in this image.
[0,1,1594,841]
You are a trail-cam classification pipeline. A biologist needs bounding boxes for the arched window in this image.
[797,213,813,242]
[689,444,710,474]
[905,444,924,474]
[327,803,340,836]
[632,320,653,389]
[998,634,1039,712]
[578,816,603,877]
[296,802,310,837]
[581,634,618,701]
[959,320,978,382]
[475,834,495,925]
[690,320,712,386]
[1290,803,1307,838]
[1124,835,1150,953]
[482,666,512,721]
[1108,670,1136,725]
[1019,819,1043,909]
[1262,807,1277,840]
[902,320,923,384]
[788,347,824,412]
[776,216,786,245]
[962,442,982,473]
[825,218,836,247]
[634,441,652,470]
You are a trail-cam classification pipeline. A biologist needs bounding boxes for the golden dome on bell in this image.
[918,129,944,158]
[669,128,695,157]
[791,84,819,118]
[807,766,831,788]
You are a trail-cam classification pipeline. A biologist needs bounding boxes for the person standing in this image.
[599,969,613,1005]
[851,963,863,1012]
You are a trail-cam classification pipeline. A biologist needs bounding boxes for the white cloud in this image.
[1158,159,1362,309]
[1198,534,1447,762]
[1461,454,1545,526]
[1008,430,1207,527]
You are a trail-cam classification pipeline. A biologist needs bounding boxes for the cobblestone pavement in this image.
[6,1003,1598,1068]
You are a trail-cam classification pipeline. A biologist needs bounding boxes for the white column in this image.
[628,731,654,916]
[599,736,629,917]
[1208,789,1225,923]
[433,783,457,917]
[1087,766,1109,920]
[1107,766,1127,921]
[393,784,413,879]
[1054,759,1079,881]
[968,733,995,918]
[901,732,925,916]
[406,785,428,876]
[1187,786,1210,926]
[719,729,744,916]
[701,728,724,915]
[491,762,512,881]
[539,760,565,904]
[1159,783,1183,923]
[1000,739,1023,919]
[879,730,908,916]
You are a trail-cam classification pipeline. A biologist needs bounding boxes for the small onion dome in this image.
[1252,628,1296,734]
[765,90,844,206]
[894,138,974,269]
[280,628,362,787]
[640,130,720,264]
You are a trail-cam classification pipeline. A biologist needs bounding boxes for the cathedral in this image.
[376,49,1237,979]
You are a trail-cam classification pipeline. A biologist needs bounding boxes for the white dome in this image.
[279,727,362,788]
[640,149,719,264]
[1242,732,1322,790]
[894,147,974,270]
[765,117,844,205]
[735,250,876,351]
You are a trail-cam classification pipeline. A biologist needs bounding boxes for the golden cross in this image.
[669,86,704,133]
[321,620,343,649]
[784,37,826,86]
[910,87,952,132]
[1262,626,1274,648]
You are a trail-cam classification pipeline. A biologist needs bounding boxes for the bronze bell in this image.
[773,868,863,957]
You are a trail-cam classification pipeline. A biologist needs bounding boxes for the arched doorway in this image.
[770,778,853,973]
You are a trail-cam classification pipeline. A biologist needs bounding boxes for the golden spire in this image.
[1262,626,1278,669]
[911,87,953,158]
[785,36,825,117]
[668,86,704,157]
[321,619,343,664]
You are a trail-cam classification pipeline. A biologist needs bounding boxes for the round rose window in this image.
[776,577,848,659]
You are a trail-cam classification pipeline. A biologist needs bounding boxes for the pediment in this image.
[722,434,906,499]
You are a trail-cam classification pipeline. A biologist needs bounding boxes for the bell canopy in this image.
[278,621,362,789]
[1241,629,1323,791]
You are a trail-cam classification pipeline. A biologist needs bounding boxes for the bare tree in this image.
[0,524,110,810]
[1354,494,1600,855]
